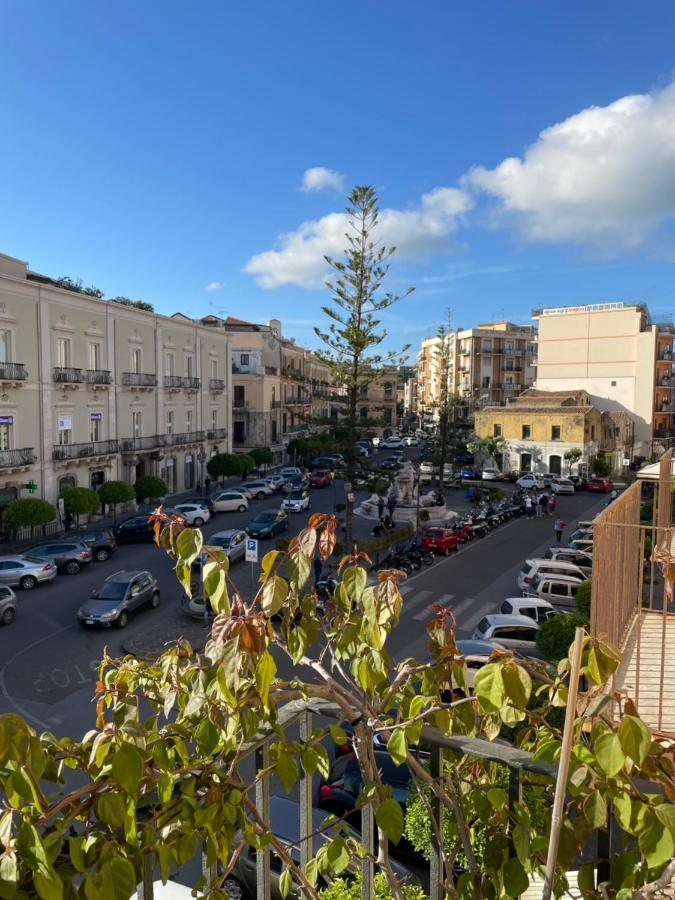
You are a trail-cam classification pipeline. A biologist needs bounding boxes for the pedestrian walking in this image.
[541,492,549,516]
[524,494,533,517]
[387,495,396,517]
[554,517,566,543]
[204,476,211,496]
[549,493,558,514]
[377,495,386,519]
[64,512,74,531]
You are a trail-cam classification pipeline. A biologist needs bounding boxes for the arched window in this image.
[59,475,76,494]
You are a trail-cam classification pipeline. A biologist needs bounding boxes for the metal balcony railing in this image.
[0,447,35,468]
[0,362,28,381]
[160,431,205,447]
[53,366,83,383]
[120,435,161,452]
[164,375,201,389]
[233,399,250,409]
[271,400,282,409]
[52,439,119,460]
[207,427,227,440]
[122,372,158,387]
[84,369,112,385]
[657,379,673,388]
[285,396,310,406]
[208,378,226,391]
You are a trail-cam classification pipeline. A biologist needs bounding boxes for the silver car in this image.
[25,541,93,575]
[0,585,17,625]
[204,529,248,563]
[0,555,57,590]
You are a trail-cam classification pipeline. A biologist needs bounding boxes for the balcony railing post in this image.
[507,766,522,866]
[429,744,444,900]
[136,852,154,899]
[360,803,374,900]
[299,710,313,892]
[255,741,271,900]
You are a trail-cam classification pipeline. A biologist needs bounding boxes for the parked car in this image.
[516,473,544,491]
[353,444,371,457]
[281,490,311,513]
[210,490,249,513]
[0,586,16,626]
[204,530,247,563]
[568,527,593,545]
[381,457,403,471]
[263,476,286,492]
[114,516,155,544]
[181,496,216,515]
[380,437,404,449]
[280,466,303,479]
[586,477,613,493]
[481,467,501,481]
[472,613,540,653]
[241,480,275,500]
[524,573,583,610]
[79,529,118,562]
[403,435,419,446]
[420,527,460,556]
[246,509,289,538]
[0,555,57,590]
[173,503,211,526]
[497,471,519,483]
[568,537,594,554]
[542,474,556,487]
[284,474,310,492]
[500,596,557,624]
[517,558,587,592]
[308,469,331,488]
[458,467,478,480]
[551,478,575,495]
[544,547,593,576]
[77,570,160,628]
[25,541,92,575]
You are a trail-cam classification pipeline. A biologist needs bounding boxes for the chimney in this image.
[268,318,282,337]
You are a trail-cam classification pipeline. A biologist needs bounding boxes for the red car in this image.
[586,477,613,493]
[309,469,332,488]
[420,528,460,556]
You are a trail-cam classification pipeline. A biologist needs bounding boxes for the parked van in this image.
[524,573,582,610]
[517,558,588,592]
[544,547,593,577]
[500,596,557,624]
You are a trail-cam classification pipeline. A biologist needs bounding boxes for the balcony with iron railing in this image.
[208,378,226,391]
[0,447,35,468]
[120,435,162,452]
[84,369,112,385]
[284,396,310,406]
[656,378,673,388]
[656,348,673,361]
[121,372,158,387]
[207,427,227,440]
[160,430,205,447]
[286,423,308,433]
[53,366,83,383]
[164,375,201,389]
[233,399,250,409]
[52,439,119,460]
[0,362,28,381]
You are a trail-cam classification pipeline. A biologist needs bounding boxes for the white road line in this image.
[413,593,454,621]
[403,590,433,613]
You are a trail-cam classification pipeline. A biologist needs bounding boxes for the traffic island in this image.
[121,614,209,659]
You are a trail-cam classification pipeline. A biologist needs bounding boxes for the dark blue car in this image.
[459,467,478,479]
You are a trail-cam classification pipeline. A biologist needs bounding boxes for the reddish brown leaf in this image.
[308,513,326,529]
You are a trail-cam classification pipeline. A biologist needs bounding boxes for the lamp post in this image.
[197,447,206,494]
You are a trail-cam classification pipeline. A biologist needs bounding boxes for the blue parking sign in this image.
[245,538,258,563]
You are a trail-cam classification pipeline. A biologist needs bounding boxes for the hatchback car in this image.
[281,490,311,514]
[544,547,593,576]
[264,475,286,492]
[79,529,118,562]
[517,473,544,490]
[0,586,17,626]
[308,469,331,488]
[280,466,303,479]
[517,558,587,592]
[420,527,460,556]
[0,555,57,590]
[587,477,613,493]
[204,530,247,563]
[77,570,160,628]
[403,435,419,446]
[25,541,92,575]
[210,490,249,513]
[380,437,404,449]
[459,467,478,480]
[114,516,155,543]
[481,467,501,480]
[172,503,210,526]
[568,537,594,555]
[500,596,556,624]
[246,509,289,538]
[525,573,582,610]
[472,613,539,652]
[551,478,575,495]
[181,496,216,515]
[241,480,275,500]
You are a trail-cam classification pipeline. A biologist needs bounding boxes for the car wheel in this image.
[257,491,266,500]
[223,876,247,900]
[237,505,247,513]
[150,592,160,609]
[194,517,205,526]
[443,547,449,556]
[95,549,109,562]
[65,561,81,575]
[1,607,15,626]
[19,575,37,590]
[116,611,128,629]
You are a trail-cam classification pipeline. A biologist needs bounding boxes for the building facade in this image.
[532,302,674,459]
[0,252,232,509]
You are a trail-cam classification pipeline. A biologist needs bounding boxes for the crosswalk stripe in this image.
[403,589,433,612]
[412,593,454,621]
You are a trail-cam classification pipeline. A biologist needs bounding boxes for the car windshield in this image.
[426,529,443,538]
[210,536,232,548]
[476,617,490,635]
[255,512,277,523]
[289,492,304,500]
[99,582,128,601]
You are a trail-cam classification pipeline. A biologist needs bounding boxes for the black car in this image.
[77,569,160,628]
[113,516,154,544]
[284,474,310,492]
[246,509,289,539]
[181,496,216,515]
[79,529,118,562]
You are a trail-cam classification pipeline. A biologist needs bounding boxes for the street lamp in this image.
[197,446,206,493]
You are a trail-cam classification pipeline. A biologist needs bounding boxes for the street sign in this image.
[57,498,65,519]
[245,538,258,563]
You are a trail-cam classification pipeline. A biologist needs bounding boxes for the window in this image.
[57,414,72,445]
[131,348,142,374]
[505,360,514,371]
[520,452,532,472]
[551,425,561,441]
[359,407,368,420]
[0,421,12,451]
[271,420,278,442]
[0,330,11,363]
[591,425,596,440]
[483,340,492,352]
[211,408,217,430]
[360,384,368,398]
[240,354,249,367]
[211,358,218,379]
[185,355,194,377]
[164,353,174,376]
[88,342,101,370]
[506,341,514,352]
[493,424,502,437]
[522,424,531,440]
[89,413,102,442]
[383,408,392,425]
[185,409,193,433]
[234,385,246,408]
[132,411,142,438]
[166,410,174,435]
[56,337,71,368]
[384,382,393,398]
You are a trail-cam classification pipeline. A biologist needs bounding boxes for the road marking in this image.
[403,589,433,614]
[413,593,454,621]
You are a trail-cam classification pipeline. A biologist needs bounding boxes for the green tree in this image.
[536,611,589,663]
[576,578,592,618]
[207,452,243,482]
[53,276,104,298]
[468,435,507,471]
[315,185,413,546]
[237,452,256,476]
[432,309,456,502]
[592,455,612,477]
[109,296,154,312]
[60,486,101,521]
[250,447,273,469]
[3,497,56,534]
[134,475,168,503]
[564,447,583,475]
[97,480,135,521]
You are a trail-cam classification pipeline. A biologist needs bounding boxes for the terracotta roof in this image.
[224,316,255,326]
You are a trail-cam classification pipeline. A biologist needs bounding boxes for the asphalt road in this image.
[0,448,607,740]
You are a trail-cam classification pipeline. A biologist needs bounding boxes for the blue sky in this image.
[2,1,675,357]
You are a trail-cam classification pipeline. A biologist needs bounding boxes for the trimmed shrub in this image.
[207,453,243,481]
[3,498,56,531]
[134,476,168,503]
[576,579,592,618]
[249,448,273,468]
[237,453,256,475]
[536,611,589,663]
[319,872,425,900]
[61,486,101,517]
[98,480,135,507]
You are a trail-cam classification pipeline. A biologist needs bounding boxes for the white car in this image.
[500,596,557,624]
[518,558,587,592]
[264,476,286,492]
[472,613,540,653]
[404,435,419,446]
[551,478,575,495]
[380,437,404,449]
[280,467,303,479]
[242,480,275,500]
[173,504,211,526]
[354,445,371,457]
[516,474,544,491]
[281,490,311,513]
[481,467,500,481]
[211,490,249,513]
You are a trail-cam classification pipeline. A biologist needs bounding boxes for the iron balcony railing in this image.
[208,378,226,391]
[271,399,282,408]
[52,439,119,460]
[0,362,28,381]
[164,375,201,389]
[122,372,158,387]
[160,431,205,447]
[656,379,673,388]
[285,396,310,406]
[233,399,250,409]
[53,366,83,383]
[83,369,112,385]
[120,435,161,452]
[0,447,35,468]
[207,427,227,440]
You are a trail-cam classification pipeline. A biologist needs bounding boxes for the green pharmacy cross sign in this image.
[23,479,38,494]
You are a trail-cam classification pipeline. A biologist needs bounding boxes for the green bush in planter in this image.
[134,476,168,504]
[536,611,589,663]
[319,872,425,900]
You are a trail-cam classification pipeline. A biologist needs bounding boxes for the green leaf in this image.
[502,663,532,709]
[0,714,32,764]
[69,836,87,873]
[85,857,136,900]
[639,810,675,868]
[342,566,367,602]
[287,552,311,593]
[614,795,647,836]
[255,651,277,708]
[386,729,407,766]
[503,857,529,898]
[595,731,625,777]
[0,853,17,898]
[583,791,607,829]
[577,862,596,895]
[376,798,404,844]
[95,793,126,827]
[275,753,298,793]
[176,527,203,566]
[326,835,351,873]
[473,664,505,713]
[655,802,675,837]
[262,550,282,578]
[260,576,288,617]
[34,867,62,900]
[279,868,293,899]
[111,743,144,798]
[512,824,529,866]
[618,715,651,766]
[203,560,229,614]
[304,858,318,888]
[328,724,348,746]
[486,788,507,810]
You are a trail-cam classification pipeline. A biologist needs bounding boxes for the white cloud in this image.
[204,281,223,291]
[463,81,675,251]
[300,166,345,193]
[244,186,473,288]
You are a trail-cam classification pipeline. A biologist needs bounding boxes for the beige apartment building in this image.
[0,252,232,510]
[357,370,399,433]
[533,302,674,460]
